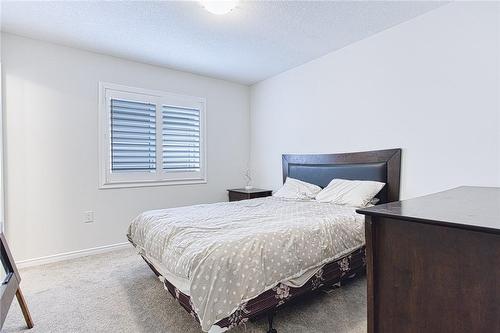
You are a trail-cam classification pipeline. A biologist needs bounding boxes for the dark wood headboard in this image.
[282,149,401,203]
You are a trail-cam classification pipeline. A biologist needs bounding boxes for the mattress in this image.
[142,250,331,297]
[143,246,366,333]
[127,196,365,331]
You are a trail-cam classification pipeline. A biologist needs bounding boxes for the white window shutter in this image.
[100,82,206,188]
[162,105,201,171]
[110,99,156,172]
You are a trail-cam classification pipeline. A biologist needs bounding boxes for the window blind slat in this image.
[162,105,201,172]
[111,164,156,170]
[112,159,156,164]
[163,142,200,147]
[163,162,201,166]
[111,107,155,116]
[164,147,199,151]
[113,115,155,124]
[162,106,200,115]
[113,152,156,157]
[164,147,200,152]
[113,141,156,145]
[162,152,200,157]
[111,98,156,172]
[112,107,155,115]
[113,124,155,132]
[163,135,199,140]
[113,148,156,153]
[112,100,156,110]
[163,163,201,169]
[112,133,156,141]
[164,131,199,136]
[163,124,200,131]
[113,138,156,144]
[163,118,200,126]
[163,115,199,122]
[112,119,155,128]
[163,157,200,162]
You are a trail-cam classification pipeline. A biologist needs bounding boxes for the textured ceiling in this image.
[1,1,444,85]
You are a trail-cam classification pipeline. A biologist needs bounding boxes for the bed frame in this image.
[140,148,401,332]
[282,148,401,204]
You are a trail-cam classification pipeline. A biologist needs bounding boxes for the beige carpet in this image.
[3,247,367,333]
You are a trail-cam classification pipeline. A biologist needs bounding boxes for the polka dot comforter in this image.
[127,196,365,331]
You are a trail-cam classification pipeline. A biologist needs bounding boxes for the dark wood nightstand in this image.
[227,188,272,202]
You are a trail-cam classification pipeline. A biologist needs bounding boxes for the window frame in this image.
[99,82,207,189]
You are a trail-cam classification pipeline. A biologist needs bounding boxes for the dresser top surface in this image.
[357,186,500,234]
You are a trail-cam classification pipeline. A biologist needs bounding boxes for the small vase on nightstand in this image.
[244,169,253,191]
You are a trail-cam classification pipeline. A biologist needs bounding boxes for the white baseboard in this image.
[16,242,132,268]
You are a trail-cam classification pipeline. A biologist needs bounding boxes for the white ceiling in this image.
[1,1,444,85]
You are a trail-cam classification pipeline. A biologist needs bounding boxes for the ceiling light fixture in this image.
[200,1,238,15]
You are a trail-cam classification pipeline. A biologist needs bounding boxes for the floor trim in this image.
[16,242,132,268]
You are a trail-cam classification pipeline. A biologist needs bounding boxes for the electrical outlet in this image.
[84,211,94,223]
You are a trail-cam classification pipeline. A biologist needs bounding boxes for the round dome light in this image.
[200,1,238,15]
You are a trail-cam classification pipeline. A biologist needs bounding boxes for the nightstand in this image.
[227,188,273,202]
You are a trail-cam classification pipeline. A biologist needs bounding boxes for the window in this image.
[99,83,206,188]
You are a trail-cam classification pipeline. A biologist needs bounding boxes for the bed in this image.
[127,148,401,333]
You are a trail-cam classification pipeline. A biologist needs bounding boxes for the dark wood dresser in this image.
[357,186,500,333]
[227,188,272,202]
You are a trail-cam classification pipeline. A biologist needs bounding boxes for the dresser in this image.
[357,186,500,333]
[227,188,272,202]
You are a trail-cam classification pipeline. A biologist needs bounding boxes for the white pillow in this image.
[273,177,322,200]
[315,179,385,207]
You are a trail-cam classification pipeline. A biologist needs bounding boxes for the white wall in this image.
[2,33,250,262]
[250,2,500,199]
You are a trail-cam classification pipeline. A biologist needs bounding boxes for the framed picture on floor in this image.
[0,233,33,329]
